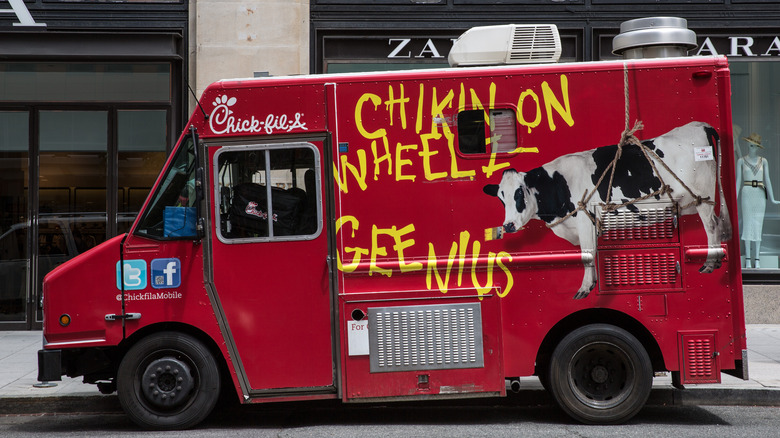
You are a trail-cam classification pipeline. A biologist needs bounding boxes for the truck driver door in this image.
[208,141,334,394]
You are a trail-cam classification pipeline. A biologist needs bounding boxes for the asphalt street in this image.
[1,325,779,416]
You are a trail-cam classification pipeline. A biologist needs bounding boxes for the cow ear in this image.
[483,184,499,197]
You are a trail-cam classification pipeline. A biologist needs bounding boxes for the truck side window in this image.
[457,108,518,155]
[135,137,198,239]
[457,110,488,154]
[216,144,320,242]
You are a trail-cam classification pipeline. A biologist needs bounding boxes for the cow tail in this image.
[705,124,732,241]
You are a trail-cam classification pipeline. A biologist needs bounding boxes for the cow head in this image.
[483,169,538,233]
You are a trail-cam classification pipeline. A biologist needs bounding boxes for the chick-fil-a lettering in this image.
[209,99,307,135]
[264,113,308,134]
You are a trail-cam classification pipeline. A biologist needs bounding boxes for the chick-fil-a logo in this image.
[209,95,308,135]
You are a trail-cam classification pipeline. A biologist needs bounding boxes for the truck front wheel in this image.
[548,324,652,424]
[117,332,220,430]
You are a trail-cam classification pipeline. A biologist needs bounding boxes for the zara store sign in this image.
[0,0,46,27]
[384,34,780,61]
[386,37,457,59]
[696,35,780,57]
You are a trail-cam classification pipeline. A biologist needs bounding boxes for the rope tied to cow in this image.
[547,62,713,233]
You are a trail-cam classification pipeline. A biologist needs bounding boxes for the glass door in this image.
[117,109,169,234]
[0,61,176,329]
[0,111,29,326]
[36,110,109,324]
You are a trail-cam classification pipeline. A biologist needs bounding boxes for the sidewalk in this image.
[1,325,779,414]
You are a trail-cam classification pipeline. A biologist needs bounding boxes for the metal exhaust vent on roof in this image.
[612,17,697,59]
[448,24,562,67]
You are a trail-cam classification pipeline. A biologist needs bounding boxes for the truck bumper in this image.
[37,349,63,382]
[723,349,750,380]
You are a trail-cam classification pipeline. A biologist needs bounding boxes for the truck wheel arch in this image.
[534,309,665,381]
[120,324,228,369]
[117,325,237,402]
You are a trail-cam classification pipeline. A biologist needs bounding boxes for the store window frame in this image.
[45,0,184,3]
[728,58,780,280]
[0,108,30,327]
[0,101,174,329]
[30,103,173,233]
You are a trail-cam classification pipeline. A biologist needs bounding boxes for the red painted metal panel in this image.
[340,290,505,401]
[598,248,682,293]
[328,56,742,382]
[199,81,327,139]
[679,331,721,384]
[638,294,667,317]
[208,142,334,392]
[42,235,125,347]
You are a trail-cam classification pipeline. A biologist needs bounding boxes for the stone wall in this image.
[743,284,780,324]
[189,0,309,104]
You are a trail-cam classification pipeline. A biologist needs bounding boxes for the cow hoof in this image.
[573,290,590,299]
[573,284,594,300]
[698,264,715,274]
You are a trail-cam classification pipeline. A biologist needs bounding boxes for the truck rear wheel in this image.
[548,324,652,424]
[117,332,220,430]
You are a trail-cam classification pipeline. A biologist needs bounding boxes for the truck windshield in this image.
[135,137,197,239]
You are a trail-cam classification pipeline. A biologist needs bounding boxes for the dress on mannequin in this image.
[736,133,780,268]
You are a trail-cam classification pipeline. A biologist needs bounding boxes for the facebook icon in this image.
[150,258,182,289]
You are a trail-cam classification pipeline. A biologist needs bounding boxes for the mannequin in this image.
[736,133,780,268]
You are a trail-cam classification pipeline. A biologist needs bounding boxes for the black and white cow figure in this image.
[483,121,732,299]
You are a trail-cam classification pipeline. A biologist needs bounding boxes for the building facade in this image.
[2,0,779,328]
[310,0,780,321]
[0,0,188,329]
[0,0,309,329]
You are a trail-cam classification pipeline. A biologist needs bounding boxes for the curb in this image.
[2,387,780,416]
[650,387,780,407]
[0,395,121,416]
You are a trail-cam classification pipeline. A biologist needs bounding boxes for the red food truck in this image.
[38,22,747,430]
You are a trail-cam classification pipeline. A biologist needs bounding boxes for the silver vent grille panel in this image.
[368,303,484,373]
[596,201,677,242]
[511,26,561,61]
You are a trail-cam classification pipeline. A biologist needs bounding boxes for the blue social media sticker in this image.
[150,258,182,289]
[116,259,147,291]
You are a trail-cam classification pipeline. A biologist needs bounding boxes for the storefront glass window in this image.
[0,111,29,322]
[0,63,170,102]
[118,109,169,234]
[731,62,780,270]
[38,111,108,320]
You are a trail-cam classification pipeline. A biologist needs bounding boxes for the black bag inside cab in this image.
[229,183,305,237]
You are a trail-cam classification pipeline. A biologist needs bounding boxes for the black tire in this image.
[548,324,652,424]
[117,332,221,430]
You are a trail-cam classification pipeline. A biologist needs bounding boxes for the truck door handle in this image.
[105,313,142,321]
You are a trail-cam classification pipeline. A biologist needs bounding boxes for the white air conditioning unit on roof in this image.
[448,24,562,67]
